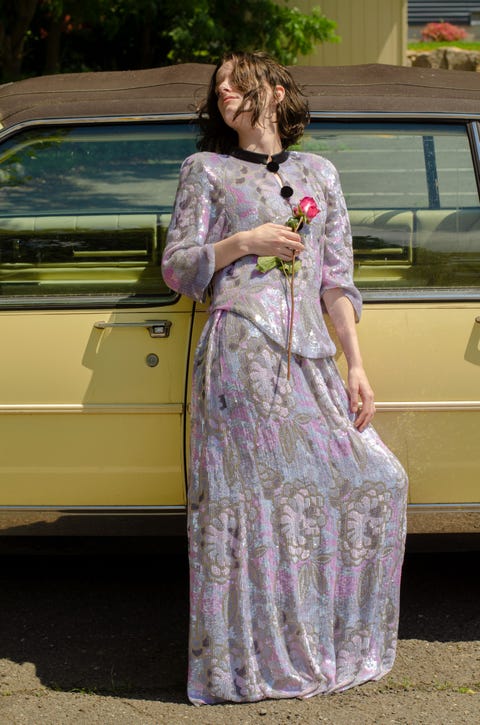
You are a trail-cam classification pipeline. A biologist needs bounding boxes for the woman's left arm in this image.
[317,157,374,431]
[322,288,375,432]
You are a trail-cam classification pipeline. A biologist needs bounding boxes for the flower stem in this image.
[286,216,304,381]
[287,252,296,380]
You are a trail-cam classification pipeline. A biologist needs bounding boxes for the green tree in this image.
[0,0,339,82]
[165,0,338,65]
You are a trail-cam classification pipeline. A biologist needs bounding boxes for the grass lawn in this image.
[408,41,480,51]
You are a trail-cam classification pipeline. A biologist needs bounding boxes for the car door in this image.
[303,120,480,509]
[0,121,197,509]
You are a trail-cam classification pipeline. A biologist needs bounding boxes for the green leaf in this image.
[256,255,278,273]
[285,217,299,230]
[256,255,302,275]
[279,259,302,276]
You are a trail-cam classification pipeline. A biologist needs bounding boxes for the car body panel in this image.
[0,63,479,533]
[332,303,480,504]
[0,301,194,506]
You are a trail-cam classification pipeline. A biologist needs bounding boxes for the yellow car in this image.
[0,63,478,535]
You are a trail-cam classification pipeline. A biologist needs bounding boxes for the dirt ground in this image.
[0,536,478,725]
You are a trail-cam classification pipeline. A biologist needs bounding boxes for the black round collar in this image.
[231,147,289,171]
[230,147,293,198]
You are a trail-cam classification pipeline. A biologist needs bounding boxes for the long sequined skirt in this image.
[187,310,408,705]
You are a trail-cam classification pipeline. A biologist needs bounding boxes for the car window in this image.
[0,123,197,307]
[301,122,480,297]
[4,120,478,305]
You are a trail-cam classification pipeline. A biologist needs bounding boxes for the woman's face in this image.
[215,61,248,131]
[215,61,282,134]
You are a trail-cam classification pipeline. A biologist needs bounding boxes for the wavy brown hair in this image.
[197,52,310,154]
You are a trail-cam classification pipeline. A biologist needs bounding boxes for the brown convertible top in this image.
[1,62,480,131]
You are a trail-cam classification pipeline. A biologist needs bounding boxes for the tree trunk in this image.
[43,17,63,75]
[139,6,155,68]
[0,0,40,81]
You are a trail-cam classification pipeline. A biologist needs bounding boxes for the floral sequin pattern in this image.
[198,500,243,584]
[186,311,408,704]
[162,150,363,358]
[340,482,393,566]
[277,481,325,563]
[165,151,408,705]
[241,342,293,419]
[335,625,378,682]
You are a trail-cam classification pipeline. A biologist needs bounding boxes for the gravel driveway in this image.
[0,536,478,724]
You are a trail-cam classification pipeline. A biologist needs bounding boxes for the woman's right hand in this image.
[244,223,305,261]
[213,223,304,271]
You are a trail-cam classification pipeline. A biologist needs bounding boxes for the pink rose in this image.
[296,196,320,221]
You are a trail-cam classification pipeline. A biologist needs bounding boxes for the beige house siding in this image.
[294,0,407,66]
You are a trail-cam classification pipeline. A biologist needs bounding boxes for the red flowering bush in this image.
[421,22,467,42]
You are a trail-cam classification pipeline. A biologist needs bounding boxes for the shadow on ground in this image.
[0,535,478,702]
[0,537,190,702]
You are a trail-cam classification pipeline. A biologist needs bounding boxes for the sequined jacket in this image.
[162,151,362,358]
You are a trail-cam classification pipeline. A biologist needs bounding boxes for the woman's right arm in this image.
[162,156,220,301]
[162,155,304,298]
[213,224,305,271]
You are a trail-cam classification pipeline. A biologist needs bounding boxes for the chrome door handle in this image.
[94,320,172,338]
[476,316,480,324]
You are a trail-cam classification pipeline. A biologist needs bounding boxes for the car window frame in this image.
[0,114,198,311]
[307,113,480,303]
[2,112,480,307]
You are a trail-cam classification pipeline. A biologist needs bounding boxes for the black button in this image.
[280,185,293,198]
[266,161,279,172]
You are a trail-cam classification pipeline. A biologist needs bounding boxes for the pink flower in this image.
[294,196,320,222]
[257,194,320,269]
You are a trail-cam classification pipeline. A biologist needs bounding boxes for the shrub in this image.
[421,22,468,42]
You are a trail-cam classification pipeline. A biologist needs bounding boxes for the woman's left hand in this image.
[347,365,375,432]
[321,289,375,432]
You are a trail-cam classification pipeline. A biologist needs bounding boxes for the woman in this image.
[162,51,408,706]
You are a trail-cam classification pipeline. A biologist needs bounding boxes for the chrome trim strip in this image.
[471,120,480,154]
[408,503,480,513]
[0,114,197,141]
[2,111,480,143]
[360,289,480,302]
[0,503,476,514]
[469,120,480,189]
[0,401,477,414]
[309,111,480,120]
[0,505,186,513]
[376,401,480,411]
[0,294,179,311]
[0,504,477,536]
[0,403,183,414]
[0,507,188,536]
